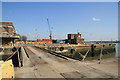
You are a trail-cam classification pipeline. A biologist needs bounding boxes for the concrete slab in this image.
[15,46,118,78]
[60,71,86,78]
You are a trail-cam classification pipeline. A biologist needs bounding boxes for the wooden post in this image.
[17,49,21,68]
[78,50,89,61]
[99,46,103,64]
[91,44,94,57]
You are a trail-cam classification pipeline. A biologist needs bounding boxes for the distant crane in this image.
[47,18,52,39]
[35,28,40,42]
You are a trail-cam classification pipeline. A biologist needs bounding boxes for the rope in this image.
[5,50,18,61]
[103,49,110,54]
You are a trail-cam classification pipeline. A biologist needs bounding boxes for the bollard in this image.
[0,59,14,79]
[98,59,100,64]
[70,49,75,54]
[60,47,64,51]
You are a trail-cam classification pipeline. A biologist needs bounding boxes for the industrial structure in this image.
[52,32,84,44]
[0,22,21,79]
[47,18,52,39]
[35,18,53,44]
[0,22,22,67]
[67,32,84,44]
[0,22,20,45]
[26,18,84,45]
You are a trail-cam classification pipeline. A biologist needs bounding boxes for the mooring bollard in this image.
[70,49,75,54]
[98,59,100,64]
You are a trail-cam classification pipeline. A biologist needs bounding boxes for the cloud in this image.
[92,17,101,21]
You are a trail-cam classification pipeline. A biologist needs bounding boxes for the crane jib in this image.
[47,18,51,34]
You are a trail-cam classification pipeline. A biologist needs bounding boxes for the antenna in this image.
[77,29,78,33]
[9,16,11,21]
[82,32,85,38]
[111,38,113,44]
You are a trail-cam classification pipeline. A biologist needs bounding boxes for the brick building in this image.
[0,22,16,35]
[0,22,20,45]
[68,32,84,44]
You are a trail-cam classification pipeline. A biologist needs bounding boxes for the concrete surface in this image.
[14,46,119,78]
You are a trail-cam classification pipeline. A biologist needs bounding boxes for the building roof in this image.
[0,22,15,29]
[68,34,81,35]
[0,22,19,39]
[0,22,13,25]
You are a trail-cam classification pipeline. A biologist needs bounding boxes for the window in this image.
[80,40,82,42]
[4,28,8,32]
[13,30,16,33]
[74,35,77,39]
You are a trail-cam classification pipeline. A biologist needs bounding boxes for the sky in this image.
[2,2,118,41]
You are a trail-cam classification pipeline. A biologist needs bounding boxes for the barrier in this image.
[115,43,120,57]
[0,59,14,79]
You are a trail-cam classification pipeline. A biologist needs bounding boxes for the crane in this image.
[47,18,52,39]
[35,28,40,42]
